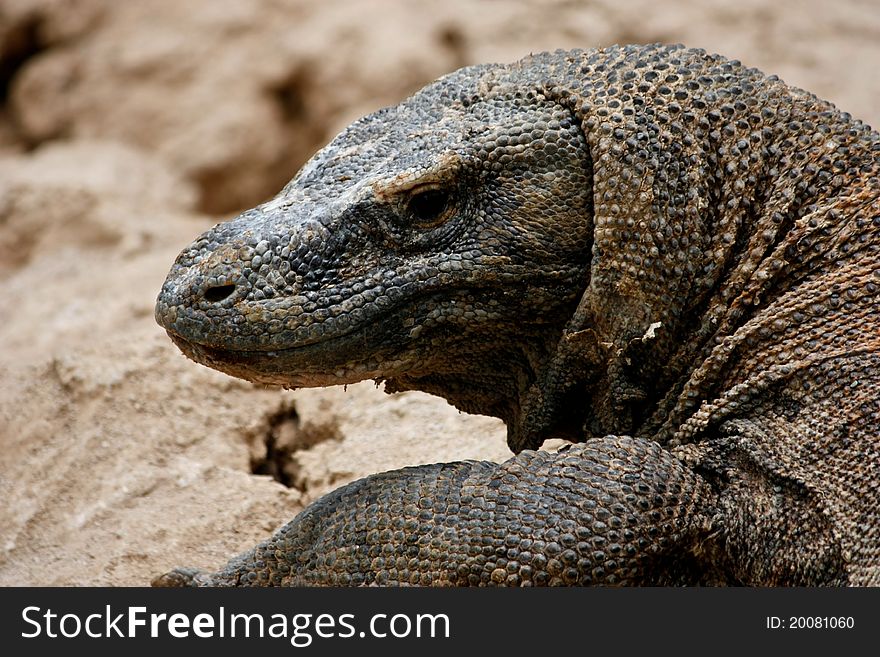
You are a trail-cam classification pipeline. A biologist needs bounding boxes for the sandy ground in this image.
[0,0,878,586]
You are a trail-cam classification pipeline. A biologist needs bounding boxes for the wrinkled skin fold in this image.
[155,44,880,586]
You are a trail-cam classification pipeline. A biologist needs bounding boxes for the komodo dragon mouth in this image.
[163,331,355,388]
[160,294,437,388]
[156,272,535,389]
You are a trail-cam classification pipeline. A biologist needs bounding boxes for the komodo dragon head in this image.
[157,45,870,453]
[157,59,603,451]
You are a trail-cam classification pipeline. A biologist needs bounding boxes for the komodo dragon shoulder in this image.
[154,43,880,586]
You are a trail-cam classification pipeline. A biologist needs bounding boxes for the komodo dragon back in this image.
[155,44,880,586]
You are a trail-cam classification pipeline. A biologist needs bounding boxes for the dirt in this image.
[1,0,877,586]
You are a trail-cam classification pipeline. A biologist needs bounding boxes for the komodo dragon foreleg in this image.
[153,432,844,586]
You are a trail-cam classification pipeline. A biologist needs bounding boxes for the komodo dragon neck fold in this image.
[155,44,880,586]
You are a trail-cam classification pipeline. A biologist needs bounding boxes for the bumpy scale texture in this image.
[154,44,880,586]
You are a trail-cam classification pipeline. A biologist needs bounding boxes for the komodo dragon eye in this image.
[405,185,455,228]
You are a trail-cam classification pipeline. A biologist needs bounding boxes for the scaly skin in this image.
[154,44,880,586]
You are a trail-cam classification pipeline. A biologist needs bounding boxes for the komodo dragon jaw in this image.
[155,44,880,586]
[156,62,597,447]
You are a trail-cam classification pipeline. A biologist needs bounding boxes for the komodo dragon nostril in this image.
[204,284,236,302]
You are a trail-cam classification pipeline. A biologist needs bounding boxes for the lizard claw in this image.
[151,566,206,587]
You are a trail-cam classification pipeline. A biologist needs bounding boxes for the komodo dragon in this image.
[154,43,879,586]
